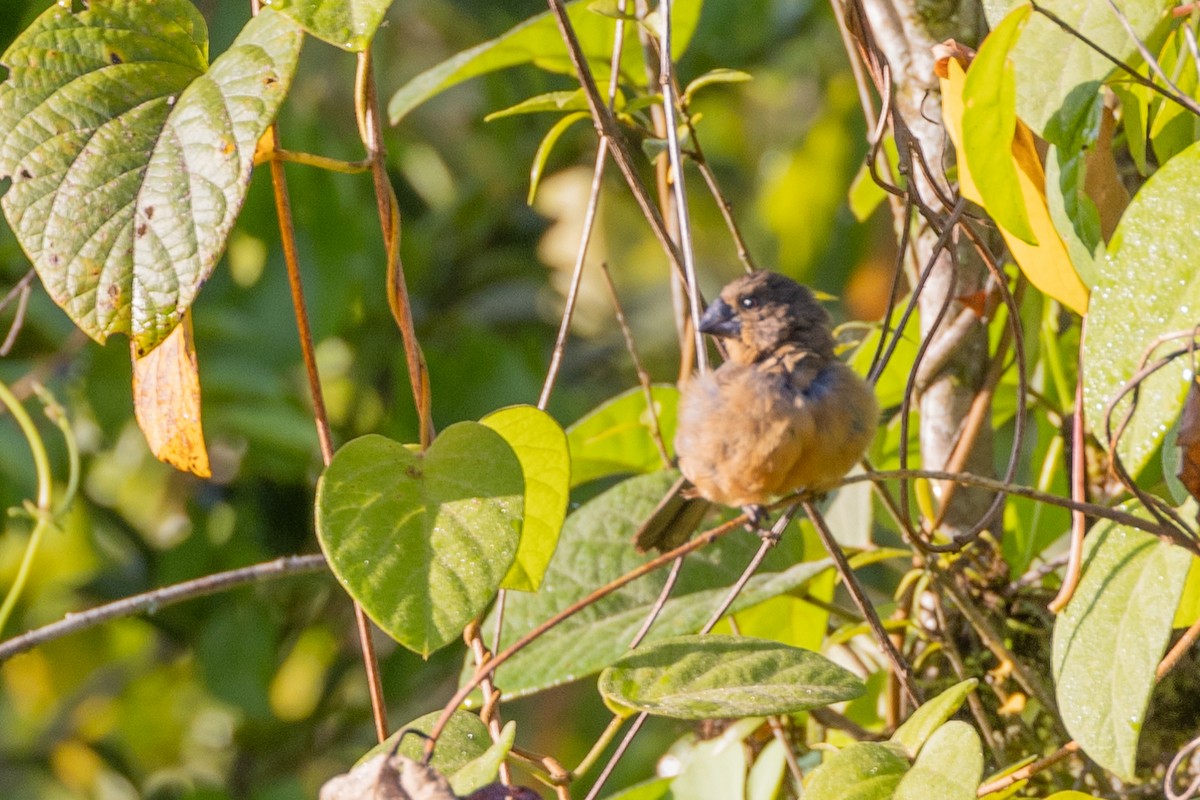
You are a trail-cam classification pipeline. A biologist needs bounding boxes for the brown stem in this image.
[0,554,328,662]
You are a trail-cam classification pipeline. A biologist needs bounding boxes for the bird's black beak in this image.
[698,297,741,338]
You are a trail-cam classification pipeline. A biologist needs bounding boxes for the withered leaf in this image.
[320,754,458,800]
[1177,378,1200,508]
[131,311,211,477]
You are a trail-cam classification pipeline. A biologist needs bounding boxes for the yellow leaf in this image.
[940,50,1090,316]
[132,312,211,477]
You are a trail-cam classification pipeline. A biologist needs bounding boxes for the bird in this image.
[634,271,879,552]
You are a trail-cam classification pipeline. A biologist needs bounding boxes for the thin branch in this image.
[1030,1,1200,117]
[599,263,671,466]
[802,500,922,706]
[538,140,610,409]
[701,507,798,633]
[543,0,692,290]
[975,741,1080,796]
[0,555,328,662]
[581,712,648,800]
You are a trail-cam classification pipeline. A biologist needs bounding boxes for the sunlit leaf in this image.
[567,385,678,486]
[983,0,1173,137]
[263,0,390,51]
[1111,83,1149,175]
[315,427,523,656]
[1052,518,1191,779]
[486,89,592,121]
[0,2,302,352]
[1083,140,1200,477]
[946,12,1091,311]
[387,0,702,124]
[481,405,570,592]
[131,310,210,477]
[747,738,786,800]
[598,634,863,719]
[893,721,982,800]
[962,5,1036,244]
[682,68,752,105]
[804,741,910,800]
[891,679,978,758]
[528,111,590,205]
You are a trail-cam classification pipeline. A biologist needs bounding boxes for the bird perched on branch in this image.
[634,271,879,552]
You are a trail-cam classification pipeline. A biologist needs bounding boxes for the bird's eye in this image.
[739,296,757,309]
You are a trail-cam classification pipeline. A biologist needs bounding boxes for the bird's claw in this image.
[741,504,772,536]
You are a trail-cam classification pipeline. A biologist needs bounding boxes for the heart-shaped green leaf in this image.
[316,425,523,656]
[598,634,864,719]
[0,1,302,353]
[481,405,570,593]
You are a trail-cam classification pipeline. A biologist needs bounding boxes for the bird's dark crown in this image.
[702,271,835,364]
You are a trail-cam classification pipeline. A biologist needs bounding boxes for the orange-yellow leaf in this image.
[132,312,211,477]
[940,49,1090,316]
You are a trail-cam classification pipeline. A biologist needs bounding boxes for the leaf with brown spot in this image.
[132,310,211,477]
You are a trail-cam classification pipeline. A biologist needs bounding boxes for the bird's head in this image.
[698,271,835,364]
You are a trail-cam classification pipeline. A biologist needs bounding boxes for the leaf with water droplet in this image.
[1083,140,1200,477]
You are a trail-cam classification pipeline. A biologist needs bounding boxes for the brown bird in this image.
[635,271,879,552]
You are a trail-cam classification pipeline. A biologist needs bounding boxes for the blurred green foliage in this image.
[0,0,888,797]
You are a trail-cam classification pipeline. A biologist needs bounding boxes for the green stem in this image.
[570,714,629,780]
[0,379,55,637]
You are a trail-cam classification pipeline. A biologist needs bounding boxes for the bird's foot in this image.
[741,504,773,537]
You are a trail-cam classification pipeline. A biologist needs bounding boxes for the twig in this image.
[1049,367,1087,613]
[657,0,706,373]
[599,263,671,466]
[0,278,31,356]
[538,140,611,409]
[802,500,921,706]
[0,554,328,662]
[543,0,692,289]
[975,741,1080,796]
[1029,1,1200,117]
[356,49,435,449]
[629,555,684,649]
[581,712,648,800]
[1157,614,1200,681]
[701,507,798,633]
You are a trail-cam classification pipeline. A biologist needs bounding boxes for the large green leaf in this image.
[804,741,910,800]
[984,0,1172,137]
[315,427,523,656]
[387,0,703,124]
[893,721,982,800]
[598,634,863,719]
[481,405,570,592]
[1083,141,1200,477]
[0,2,302,353]
[479,471,832,697]
[567,385,679,487]
[263,0,391,51]
[1052,518,1191,779]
